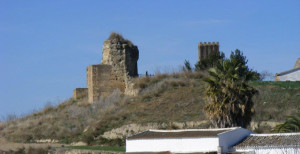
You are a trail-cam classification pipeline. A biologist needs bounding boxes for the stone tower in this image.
[101,34,139,79]
[86,33,139,103]
[73,33,139,103]
[198,42,219,61]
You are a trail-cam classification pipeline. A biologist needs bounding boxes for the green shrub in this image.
[97,137,125,146]
[27,146,49,154]
[81,132,95,145]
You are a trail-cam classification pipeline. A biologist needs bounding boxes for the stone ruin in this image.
[73,35,220,103]
[73,33,139,103]
[198,42,219,62]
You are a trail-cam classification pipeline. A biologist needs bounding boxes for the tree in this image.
[229,49,260,80]
[195,51,225,71]
[272,114,300,133]
[202,50,258,128]
[183,60,192,72]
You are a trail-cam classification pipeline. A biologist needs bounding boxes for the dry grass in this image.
[252,84,300,122]
[0,137,58,153]
[0,72,299,145]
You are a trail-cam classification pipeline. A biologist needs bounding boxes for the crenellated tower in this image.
[198,42,219,61]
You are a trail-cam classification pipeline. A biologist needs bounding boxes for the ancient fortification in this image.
[73,35,219,103]
[73,33,139,103]
[198,42,219,61]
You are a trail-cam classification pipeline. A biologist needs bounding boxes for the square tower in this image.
[198,42,219,61]
[73,33,139,103]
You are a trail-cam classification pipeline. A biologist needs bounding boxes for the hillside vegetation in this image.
[0,72,299,145]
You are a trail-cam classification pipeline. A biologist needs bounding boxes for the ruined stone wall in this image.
[86,64,125,103]
[73,88,88,100]
[198,42,219,61]
[74,33,139,103]
[101,39,139,80]
[100,36,139,99]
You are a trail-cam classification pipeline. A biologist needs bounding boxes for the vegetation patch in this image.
[1,70,300,145]
[250,81,300,89]
[68,145,125,152]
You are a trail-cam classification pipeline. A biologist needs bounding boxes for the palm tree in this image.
[203,50,258,128]
[272,114,300,133]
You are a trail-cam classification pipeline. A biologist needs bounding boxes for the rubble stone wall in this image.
[102,39,139,80]
[75,33,139,103]
[73,88,88,100]
[86,64,124,103]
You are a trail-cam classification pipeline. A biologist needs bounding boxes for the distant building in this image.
[198,42,219,62]
[275,58,300,81]
[232,133,300,154]
[126,127,251,153]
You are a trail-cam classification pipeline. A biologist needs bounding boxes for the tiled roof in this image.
[234,133,300,149]
[127,128,236,140]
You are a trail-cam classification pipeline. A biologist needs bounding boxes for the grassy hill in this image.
[0,72,299,146]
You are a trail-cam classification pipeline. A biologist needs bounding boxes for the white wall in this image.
[279,70,300,81]
[219,128,252,153]
[126,137,219,153]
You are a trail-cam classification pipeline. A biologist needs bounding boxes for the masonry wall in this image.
[102,40,139,79]
[198,42,219,61]
[124,44,139,77]
[74,34,139,103]
[73,88,88,100]
[86,64,124,103]
[93,38,139,102]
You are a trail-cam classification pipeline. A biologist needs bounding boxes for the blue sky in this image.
[1,1,299,119]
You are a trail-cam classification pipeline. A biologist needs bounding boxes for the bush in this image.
[81,132,95,145]
[108,32,134,47]
[27,146,49,154]
[97,137,125,146]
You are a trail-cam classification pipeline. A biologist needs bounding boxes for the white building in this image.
[275,58,300,81]
[126,127,252,153]
[275,68,300,81]
[232,132,300,154]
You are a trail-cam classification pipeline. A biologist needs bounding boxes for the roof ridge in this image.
[148,127,238,132]
[276,67,300,76]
